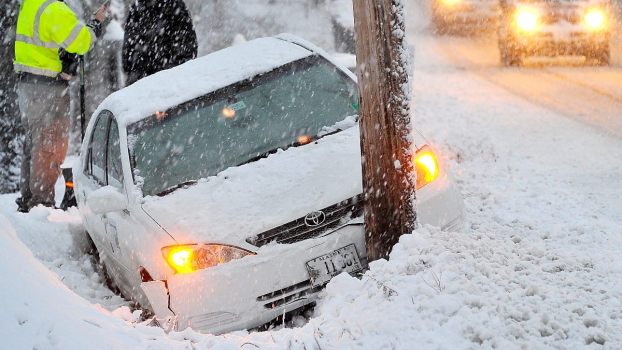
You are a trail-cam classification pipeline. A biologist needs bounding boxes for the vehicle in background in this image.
[431,0,499,34]
[614,0,622,18]
[74,35,464,335]
[498,0,613,66]
[331,52,357,73]
[326,0,355,53]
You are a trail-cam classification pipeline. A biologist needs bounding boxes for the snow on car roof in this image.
[96,36,314,127]
[328,0,355,29]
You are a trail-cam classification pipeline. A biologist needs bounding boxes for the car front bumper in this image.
[142,223,367,334]
[511,31,610,56]
[433,5,498,26]
[439,13,497,26]
[141,169,464,335]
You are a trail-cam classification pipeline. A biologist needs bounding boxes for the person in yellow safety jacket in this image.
[13,0,108,213]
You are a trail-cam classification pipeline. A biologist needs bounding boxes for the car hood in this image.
[141,126,364,246]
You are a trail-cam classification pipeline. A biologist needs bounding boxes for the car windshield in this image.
[128,56,359,197]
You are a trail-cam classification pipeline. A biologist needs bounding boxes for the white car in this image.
[74,34,464,334]
[326,0,356,53]
[432,0,499,34]
[498,0,613,66]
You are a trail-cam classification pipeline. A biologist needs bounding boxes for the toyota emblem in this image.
[304,211,326,227]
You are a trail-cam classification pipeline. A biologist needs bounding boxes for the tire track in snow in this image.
[427,35,622,139]
[539,68,622,104]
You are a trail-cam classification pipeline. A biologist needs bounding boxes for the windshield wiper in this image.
[238,128,344,167]
[156,180,198,197]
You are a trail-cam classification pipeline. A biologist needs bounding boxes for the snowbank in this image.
[0,213,156,349]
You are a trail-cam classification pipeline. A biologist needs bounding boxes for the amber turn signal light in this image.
[414,145,439,189]
[164,246,195,274]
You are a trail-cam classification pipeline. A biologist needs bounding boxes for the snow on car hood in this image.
[94,37,313,127]
[141,126,363,246]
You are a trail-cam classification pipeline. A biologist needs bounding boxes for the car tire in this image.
[587,46,610,66]
[85,231,125,297]
[499,42,522,67]
[432,16,448,35]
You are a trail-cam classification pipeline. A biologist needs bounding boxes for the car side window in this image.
[107,120,124,188]
[87,113,110,185]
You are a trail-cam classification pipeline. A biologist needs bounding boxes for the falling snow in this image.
[1,0,622,349]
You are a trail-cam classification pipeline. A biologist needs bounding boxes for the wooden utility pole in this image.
[353,0,416,261]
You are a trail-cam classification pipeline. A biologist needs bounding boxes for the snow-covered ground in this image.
[2,1,622,348]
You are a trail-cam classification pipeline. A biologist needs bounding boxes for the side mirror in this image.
[89,186,127,215]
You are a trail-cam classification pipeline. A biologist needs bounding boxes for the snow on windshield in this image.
[129,56,358,196]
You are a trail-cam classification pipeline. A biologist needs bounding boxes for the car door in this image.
[80,113,111,258]
[81,112,133,295]
[101,118,141,294]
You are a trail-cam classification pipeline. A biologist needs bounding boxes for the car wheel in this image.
[84,231,125,297]
[587,46,610,66]
[432,16,448,35]
[499,42,522,67]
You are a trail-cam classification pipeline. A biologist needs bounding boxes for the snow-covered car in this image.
[326,0,355,53]
[431,0,499,34]
[331,52,357,73]
[498,0,613,66]
[74,34,464,334]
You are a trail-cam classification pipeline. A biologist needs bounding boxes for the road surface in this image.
[408,5,622,139]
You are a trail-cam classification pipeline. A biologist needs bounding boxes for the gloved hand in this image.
[87,19,103,37]
[87,4,109,37]
[59,48,79,76]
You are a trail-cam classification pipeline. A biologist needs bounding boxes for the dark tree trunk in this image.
[353,0,416,261]
[0,0,23,193]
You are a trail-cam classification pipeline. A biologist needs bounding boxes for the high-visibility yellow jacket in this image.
[14,0,96,77]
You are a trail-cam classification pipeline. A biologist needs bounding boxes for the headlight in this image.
[414,145,440,190]
[162,244,255,274]
[515,7,540,33]
[441,0,461,6]
[584,9,607,31]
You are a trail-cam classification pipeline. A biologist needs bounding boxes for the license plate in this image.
[306,244,363,287]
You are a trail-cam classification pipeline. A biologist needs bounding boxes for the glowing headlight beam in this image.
[441,0,461,6]
[584,9,606,31]
[167,247,194,274]
[162,244,255,274]
[515,8,540,32]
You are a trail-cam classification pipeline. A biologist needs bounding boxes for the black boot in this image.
[15,197,31,213]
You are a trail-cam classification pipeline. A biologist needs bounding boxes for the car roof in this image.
[95,35,315,127]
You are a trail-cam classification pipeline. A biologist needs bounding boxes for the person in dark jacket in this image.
[122,0,198,85]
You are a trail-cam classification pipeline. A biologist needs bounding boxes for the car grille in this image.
[541,10,581,25]
[246,194,364,247]
[257,280,322,309]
